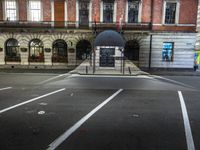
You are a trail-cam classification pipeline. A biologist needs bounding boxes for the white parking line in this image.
[0,87,12,91]
[47,89,123,150]
[0,88,65,114]
[152,75,194,89]
[178,91,195,150]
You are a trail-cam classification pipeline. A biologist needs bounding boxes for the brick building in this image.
[0,0,198,70]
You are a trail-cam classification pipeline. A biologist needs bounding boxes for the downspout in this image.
[149,0,154,70]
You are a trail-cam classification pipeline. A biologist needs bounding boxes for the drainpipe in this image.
[149,0,154,70]
[149,35,153,69]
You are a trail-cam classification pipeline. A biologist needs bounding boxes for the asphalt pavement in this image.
[0,73,200,150]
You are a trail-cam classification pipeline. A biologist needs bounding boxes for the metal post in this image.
[93,50,96,74]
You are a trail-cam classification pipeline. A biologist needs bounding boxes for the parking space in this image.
[0,89,115,150]
[181,91,200,150]
[56,90,187,150]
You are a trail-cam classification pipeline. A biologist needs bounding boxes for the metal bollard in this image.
[128,67,131,75]
[86,66,88,74]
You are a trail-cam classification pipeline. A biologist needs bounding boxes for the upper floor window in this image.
[79,1,89,25]
[128,0,139,23]
[103,2,114,23]
[5,0,17,21]
[29,0,41,21]
[164,1,179,24]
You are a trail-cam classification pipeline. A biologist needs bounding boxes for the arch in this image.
[29,39,44,62]
[76,40,92,61]
[124,40,140,61]
[52,39,68,63]
[5,38,20,62]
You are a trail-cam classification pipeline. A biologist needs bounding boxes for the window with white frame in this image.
[128,0,140,23]
[164,1,179,24]
[103,2,114,23]
[5,0,17,21]
[29,0,41,21]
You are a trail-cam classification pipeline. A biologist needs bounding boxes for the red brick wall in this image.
[42,0,51,21]
[141,0,151,23]
[116,0,125,22]
[179,0,198,24]
[18,0,27,21]
[92,0,100,22]
[0,2,3,20]
[152,0,162,24]
[68,0,76,22]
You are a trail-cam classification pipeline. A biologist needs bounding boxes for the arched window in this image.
[29,39,44,62]
[76,40,91,61]
[52,39,68,63]
[124,40,139,61]
[5,38,20,62]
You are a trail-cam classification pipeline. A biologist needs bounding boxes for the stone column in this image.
[20,47,29,65]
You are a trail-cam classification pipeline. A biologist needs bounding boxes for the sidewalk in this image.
[69,60,200,76]
[69,59,149,76]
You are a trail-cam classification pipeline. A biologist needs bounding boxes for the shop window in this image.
[162,42,174,62]
[164,2,177,24]
[128,0,139,23]
[5,0,17,21]
[103,2,114,23]
[5,38,20,62]
[29,39,44,62]
[29,0,41,21]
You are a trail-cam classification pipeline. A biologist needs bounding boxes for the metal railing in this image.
[0,21,152,31]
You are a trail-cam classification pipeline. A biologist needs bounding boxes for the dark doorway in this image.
[52,39,68,63]
[100,48,115,67]
[124,40,139,61]
[76,40,91,61]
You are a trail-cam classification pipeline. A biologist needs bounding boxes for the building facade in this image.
[0,0,198,69]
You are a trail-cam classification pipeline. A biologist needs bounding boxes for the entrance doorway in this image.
[124,40,139,65]
[100,48,115,67]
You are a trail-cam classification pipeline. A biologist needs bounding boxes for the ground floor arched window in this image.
[76,40,91,61]
[124,40,139,61]
[52,39,68,63]
[29,39,44,62]
[5,38,20,62]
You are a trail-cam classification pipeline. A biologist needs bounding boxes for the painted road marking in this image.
[152,75,194,89]
[38,73,70,84]
[47,89,123,150]
[0,88,65,114]
[0,87,12,91]
[178,91,195,150]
